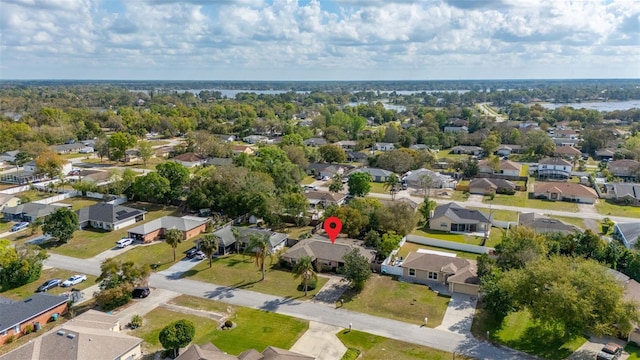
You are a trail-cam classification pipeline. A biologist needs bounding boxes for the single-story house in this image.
[124,149,140,163]
[304,191,347,208]
[429,202,491,234]
[0,293,68,345]
[553,138,579,147]
[554,129,580,138]
[333,140,357,150]
[553,145,582,159]
[205,157,233,167]
[518,213,581,235]
[348,167,393,183]
[373,142,395,151]
[0,309,143,360]
[155,145,174,158]
[533,182,598,204]
[0,150,19,164]
[127,216,209,243]
[177,343,313,360]
[2,203,60,222]
[403,168,457,189]
[346,151,367,162]
[76,203,146,231]
[172,152,208,168]
[306,163,345,179]
[379,197,419,210]
[468,178,516,195]
[614,222,640,249]
[478,159,522,177]
[444,126,469,133]
[281,237,375,272]
[243,135,269,144]
[609,159,639,180]
[624,279,640,345]
[496,144,523,156]
[450,146,481,156]
[401,251,479,296]
[232,145,255,156]
[537,157,572,180]
[409,144,429,151]
[23,160,73,177]
[0,193,21,212]
[595,149,616,161]
[214,134,236,143]
[211,226,288,255]
[303,138,328,147]
[52,143,86,154]
[604,183,640,206]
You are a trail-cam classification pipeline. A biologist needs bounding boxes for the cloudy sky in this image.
[1,0,639,80]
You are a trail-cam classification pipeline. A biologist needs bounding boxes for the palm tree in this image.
[292,256,317,296]
[244,233,272,281]
[231,227,240,253]
[13,151,30,184]
[200,234,219,268]
[384,173,400,200]
[164,228,183,262]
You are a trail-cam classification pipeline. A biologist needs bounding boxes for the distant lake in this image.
[129,88,308,97]
[539,100,640,111]
[347,101,407,112]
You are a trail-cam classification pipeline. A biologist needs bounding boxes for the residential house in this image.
[346,151,367,162]
[518,213,581,235]
[304,191,347,208]
[0,309,143,359]
[52,143,86,154]
[468,178,516,195]
[595,149,616,161]
[303,137,327,147]
[214,134,236,143]
[533,182,598,204]
[537,157,572,180]
[154,145,173,158]
[624,279,640,345]
[348,167,393,183]
[614,222,640,249]
[333,140,357,150]
[281,237,375,272]
[400,251,479,296]
[232,145,255,156]
[124,149,141,163]
[172,152,208,168]
[604,183,640,206]
[2,203,61,222]
[0,150,19,164]
[205,157,233,167]
[478,159,522,177]
[379,197,419,211]
[127,216,209,243]
[553,138,579,147]
[306,163,345,179]
[0,194,20,212]
[553,145,582,159]
[409,144,429,151]
[554,129,580,139]
[609,159,639,180]
[444,126,469,133]
[403,168,457,189]
[373,142,395,151]
[429,202,491,234]
[496,144,523,157]
[76,203,146,231]
[448,118,468,127]
[212,226,287,255]
[450,146,482,156]
[243,135,269,144]
[0,293,68,345]
[23,160,73,177]
[67,169,112,186]
[177,343,313,360]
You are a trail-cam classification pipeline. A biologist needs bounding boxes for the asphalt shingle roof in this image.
[127,216,209,235]
[432,202,490,224]
[212,226,287,249]
[76,203,146,225]
[0,293,68,333]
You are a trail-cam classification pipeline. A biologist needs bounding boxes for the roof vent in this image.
[67,333,76,339]
[57,331,65,336]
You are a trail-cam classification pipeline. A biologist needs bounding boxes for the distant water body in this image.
[539,100,640,111]
[130,88,469,97]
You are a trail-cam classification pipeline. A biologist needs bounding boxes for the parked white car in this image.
[61,274,87,287]
[116,238,134,248]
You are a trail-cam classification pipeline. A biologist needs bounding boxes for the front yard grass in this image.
[181,254,328,299]
[0,220,14,233]
[337,329,467,360]
[0,268,97,300]
[133,307,308,355]
[468,207,519,222]
[300,176,315,185]
[626,343,640,360]
[341,275,449,326]
[368,182,388,194]
[395,241,479,261]
[411,227,502,248]
[115,238,199,272]
[595,200,640,217]
[483,192,580,213]
[46,202,181,259]
[471,307,587,360]
[549,216,586,230]
[56,197,101,211]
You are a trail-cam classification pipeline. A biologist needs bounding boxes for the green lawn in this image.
[0,268,97,300]
[450,191,470,202]
[57,197,101,211]
[438,148,467,160]
[168,295,231,314]
[595,200,640,217]
[337,330,466,360]
[395,242,479,261]
[284,225,314,240]
[182,254,328,299]
[17,190,55,203]
[368,182,388,194]
[341,275,449,326]
[132,307,308,355]
[469,207,519,222]
[46,203,181,259]
[626,343,640,360]
[471,307,587,360]
[411,228,501,247]
[300,176,315,185]
[549,216,585,230]
[484,192,579,213]
[115,237,200,272]
[0,220,14,233]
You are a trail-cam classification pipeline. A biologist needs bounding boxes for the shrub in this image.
[341,348,361,360]
[224,320,233,328]
[297,278,317,291]
[5,335,15,344]
[94,285,132,311]
[130,315,143,329]
[24,324,34,335]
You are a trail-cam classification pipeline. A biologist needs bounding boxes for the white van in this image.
[116,238,134,248]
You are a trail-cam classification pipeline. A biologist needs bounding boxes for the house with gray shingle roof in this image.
[429,202,491,234]
[76,203,146,231]
[400,251,479,295]
[348,167,393,182]
[212,225,288,255]
[614,222,640,249]
[0,293,68,346]
[2,203,61,222]
[518,213,581,235]
[604,183,640,206]
[282,237,375,272]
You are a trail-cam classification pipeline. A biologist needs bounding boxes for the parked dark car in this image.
[597,343,623,360]
[185,247,198,259]
[36,278,61,292]
[132,287,150,299]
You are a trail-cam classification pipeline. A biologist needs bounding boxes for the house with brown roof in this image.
[553,145,582,159]
[609,159,639,180]
[177,343,313,360]
[604,183,640,206]
[172,152,208,168]
[233,145,255,156]
[400,251,479,295]
[469,178,516,195]
[304,191,347,208]
[478,159,522,177]
[127,215,210,243]
[282,237,375,272]
[533,182,598,204]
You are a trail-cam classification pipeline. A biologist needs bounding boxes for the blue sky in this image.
[1,0,639,80]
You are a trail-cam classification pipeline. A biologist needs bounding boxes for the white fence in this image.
[380,236,407,276]
[0,184,30,194]
[492,220,516,229]
[406,234,493,254]
[33,191,79,205]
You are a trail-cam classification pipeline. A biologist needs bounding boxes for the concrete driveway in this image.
[568,336,629,360]
[435,293,477,335]
[112,288,180,326]
[290,322,347,360]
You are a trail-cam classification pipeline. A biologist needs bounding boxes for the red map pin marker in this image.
[324,216,342,244]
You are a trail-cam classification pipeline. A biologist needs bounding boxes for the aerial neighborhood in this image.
[0,81,639,360]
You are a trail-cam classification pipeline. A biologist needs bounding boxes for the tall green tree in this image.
[0,240,48,292]
[42,207,79,244]
[418,197,437,225]
[108,132,137,161]
[383,173,400,200]
[292,255,317,296]
[244,234,272,281]
[165,228,183,262]
[347,172,371,197]
[318,144,347,163]
[137,140,154,167]
[340,248,372,291]
[159,319,196,359]
[199,234,219,268]
[132,172,170,203]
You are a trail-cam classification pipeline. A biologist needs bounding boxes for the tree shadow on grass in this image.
[225,257,251,267]
[501,323,576,360]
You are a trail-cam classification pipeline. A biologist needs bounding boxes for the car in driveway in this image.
[597,343,623,360]
[185,247,198,259]
[116,238,134,248]
[61,274,87,287]
[132,287,150,299]
[36,278,61,292]
[194,251,207,260]
[11,222,29,232]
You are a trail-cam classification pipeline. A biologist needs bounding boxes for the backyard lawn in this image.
[115,238,199,272]
[47,203,181,259]
[56,197,101,211]
[411,228,502,248]
[17,190,56,203]
[341,275,450,326]
[483,192,580,213]
[133,306,308,355]
[182,254,328,299]
[395,241,479,261]
[0,268,97,300]
[471,307,587,360]
[595,200,640,217]
[337,330,467,360]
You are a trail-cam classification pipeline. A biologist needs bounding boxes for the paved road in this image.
[45,253,534,359]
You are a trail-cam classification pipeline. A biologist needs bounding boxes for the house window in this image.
[428,272,438,280]
[440,223,447,228]
[409,268,416,277]
[14,325,19,334]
